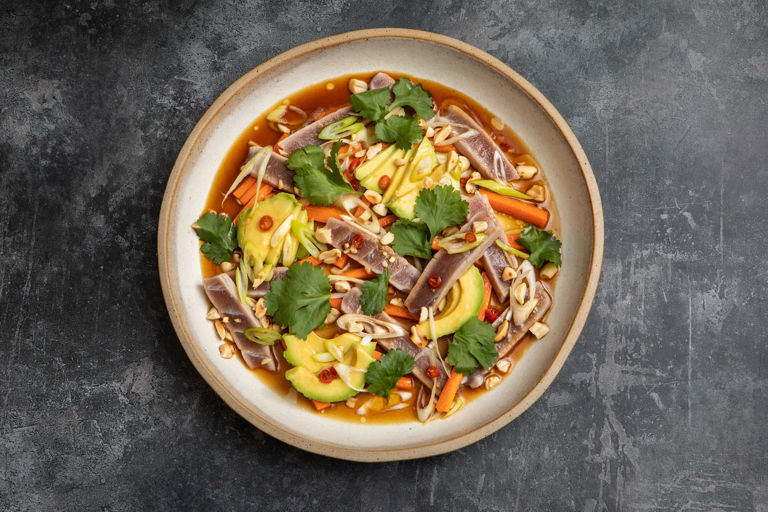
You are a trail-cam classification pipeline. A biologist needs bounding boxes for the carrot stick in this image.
[333,253,349,269]
[330,297,342,309]
[304,205,346,224]
[378,214,398,228]
[298,256,322,266]
[372,350,382,361]
[232,176,257,201]
[506,233,525,250]
[395,376,413,390]
[433,144,457,153]
[339,267,375,280]
[234,184,275,224]
[241,182,273,206]
[354,197,371,217]
[384,304,417,321]
[477,189,549,228]
[312,400,331,411]
[431,237,441,251]
[436,369,463,412]
[478,272,492,321]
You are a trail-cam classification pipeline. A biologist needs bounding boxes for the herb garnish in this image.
[286,142,354,205]
[447,317,498,376]
[390,220,433,259]
[360,269,390,316]
[516,224,562,268]
[414,185,469,238]
[365,349,415,398]
[264,262,331,339]
[193,212,238,264]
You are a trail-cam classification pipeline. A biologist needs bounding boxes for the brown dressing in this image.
[200,72,557,424]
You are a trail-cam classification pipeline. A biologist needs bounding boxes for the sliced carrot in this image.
[372,350,382,361]
[274,132,290,152]
[477,189,549,228]
[232,176,257,201]
[298,256,322,266]
[304,205,346,224]
[436,369,463,412]
[433,144,457,153]
[395,376,413,390]
[354,197,371,217]
[478,272,492,321]
[384,304,417,321]
[241,182,274,206]
[506,233,525,250]
[378,214,398,228]
[333,253,349,269]
[312,400,331,411]
[330,297,342,309]
[340,267,375,280]
[431,237,441,251]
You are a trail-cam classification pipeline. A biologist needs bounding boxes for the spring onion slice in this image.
[495,239,530,260]
[437,232,487,254]
[469,179,532,200]
[221,145,272,206]
[243,327,281,345]
[318,116,365,140]
[290,219,326,258]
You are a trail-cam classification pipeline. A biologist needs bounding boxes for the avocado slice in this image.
[356,145,413,194]
[283,332,377,402]
[417,265,485,339]
[237,193,302,275]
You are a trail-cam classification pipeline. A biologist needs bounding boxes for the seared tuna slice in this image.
[203,273,278,372]
[277,106,354,154]
[325,217,420,292]
[439,105,519,182]
[482,242,511,303]
[245,145,294,192]
[246,267,288,299]
[404,194,503,315]
[339,287,447,392]
[368,72,396,90]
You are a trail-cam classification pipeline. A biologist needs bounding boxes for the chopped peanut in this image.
[529,321,550,339]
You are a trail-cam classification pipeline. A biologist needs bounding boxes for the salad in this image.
[194,72,561,422]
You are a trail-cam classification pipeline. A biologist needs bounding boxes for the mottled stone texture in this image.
[1,0,766,510]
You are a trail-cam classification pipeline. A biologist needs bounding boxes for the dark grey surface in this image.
[1,1,766,510]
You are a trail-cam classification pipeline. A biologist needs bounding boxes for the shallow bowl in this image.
[158,28,603,461]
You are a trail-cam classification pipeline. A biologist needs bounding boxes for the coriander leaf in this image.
[350,87,391,121]
[516,224,562,268]
[389,78,435,120]
[365,349,415,398]
[360,269,389,316]
[374,115,423,150]
[264,262,331,339]
[194,212,237,264]
[447,317,498,376]
[285,144,325,172]
[414,185,469,238]
[390,220,433,259]
[287,143,354,205]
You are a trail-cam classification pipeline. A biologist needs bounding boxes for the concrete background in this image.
[1,1,766,510]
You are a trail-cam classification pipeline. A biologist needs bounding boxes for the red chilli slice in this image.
[426,365,440,379]
[378,175,391,190]
[318,368,334,384]
[465,232,477,243]
[427,274,441,288]
[351,234,365,249]
[258,215,273,231]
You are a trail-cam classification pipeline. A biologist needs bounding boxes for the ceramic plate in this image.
[158,29,603,461]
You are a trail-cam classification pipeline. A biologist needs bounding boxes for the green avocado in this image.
[237,193,303,276]
[355,144,413,194]
[417,265,485,339]
[283,332,376,402]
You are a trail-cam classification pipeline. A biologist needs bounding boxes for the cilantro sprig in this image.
[365,349,415,398]
[193,212,238,264]
[390,220,432,259]
[360,269,389,316]
[516,224,562,268]
[349,77,435,150]
[447,317,498,376]
[264,262,331,339]
[414,185,469,238]
[286,142,354,205]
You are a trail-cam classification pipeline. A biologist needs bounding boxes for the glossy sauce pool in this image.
[200,72,558,424]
